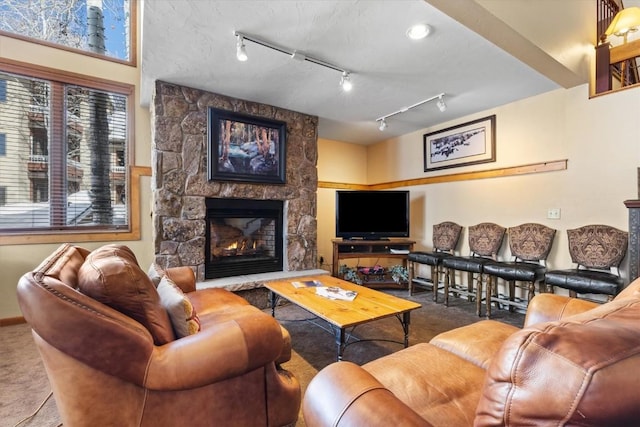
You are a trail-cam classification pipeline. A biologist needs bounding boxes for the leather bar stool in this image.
[484,223,556,318]
[441,222,505,316]
[407,221,462,301]
[544,224,628,302]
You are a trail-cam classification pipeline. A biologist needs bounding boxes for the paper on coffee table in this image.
[316,286,357,301]
[291,279,323,288]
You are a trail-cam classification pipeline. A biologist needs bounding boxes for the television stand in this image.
[342,237,390,241]
[332,239,415,289]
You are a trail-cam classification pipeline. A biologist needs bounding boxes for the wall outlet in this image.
[547,208,561,219]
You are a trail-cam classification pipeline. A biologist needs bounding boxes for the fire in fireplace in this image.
[205,198,284,279]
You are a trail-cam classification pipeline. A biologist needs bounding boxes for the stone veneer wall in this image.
[150,81,318,280]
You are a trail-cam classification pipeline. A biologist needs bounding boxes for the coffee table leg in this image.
[402,312,411,348]
[269,291,280,317]
[335,326,346,361]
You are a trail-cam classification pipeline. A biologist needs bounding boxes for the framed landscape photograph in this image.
[423,115,496,172]
[208,108,286,184]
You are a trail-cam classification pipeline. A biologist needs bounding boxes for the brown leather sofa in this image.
[17,243,300,426]
[303,278,640,426]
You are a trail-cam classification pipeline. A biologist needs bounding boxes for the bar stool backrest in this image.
[433,221,463,253]
[567,224,628,271]
[468,222,506,259]
[509,223,556,263]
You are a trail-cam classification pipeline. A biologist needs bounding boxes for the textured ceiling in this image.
[140,0,593,145]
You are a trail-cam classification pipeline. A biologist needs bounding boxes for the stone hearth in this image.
[150,81,318,281]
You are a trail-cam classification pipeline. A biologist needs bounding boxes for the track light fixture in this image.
[236,34,248,62]
[376,93,446,131]
[340,72,352,92]
[234,31,353,92]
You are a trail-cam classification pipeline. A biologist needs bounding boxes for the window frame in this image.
[0,57,147,245]
[0,1,137,67]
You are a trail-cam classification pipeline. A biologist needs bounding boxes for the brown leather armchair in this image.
[17,244,300,427]
[303,276,640,426]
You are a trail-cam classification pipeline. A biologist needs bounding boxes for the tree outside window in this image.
[0,0,131,62]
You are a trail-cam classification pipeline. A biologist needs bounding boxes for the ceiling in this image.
[140,0,595,145]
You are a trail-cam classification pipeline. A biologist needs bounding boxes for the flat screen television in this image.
[335,190,410,240]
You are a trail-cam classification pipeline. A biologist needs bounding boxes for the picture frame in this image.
[423,115,496,172]
[207,108,286,184]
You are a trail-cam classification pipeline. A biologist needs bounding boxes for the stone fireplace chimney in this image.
[150,81,318,281]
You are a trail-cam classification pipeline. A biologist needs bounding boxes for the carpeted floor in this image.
[0,288,523,427]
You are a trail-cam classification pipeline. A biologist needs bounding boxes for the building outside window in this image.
[0,79,6,102]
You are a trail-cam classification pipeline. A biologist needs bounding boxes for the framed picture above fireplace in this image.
[207,108,286,184]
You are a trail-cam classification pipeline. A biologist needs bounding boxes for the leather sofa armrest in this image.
[145,312,283,390]
[275,324,292,364]
[164,266,196,293]
[303,361,432,427]
[524,293,600,327]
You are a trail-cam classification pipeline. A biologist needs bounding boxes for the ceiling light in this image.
[234,31,352,91]
[236,35,248,61]
[375,93,446,128]
[406,24,431,40]
[340,72,352,92]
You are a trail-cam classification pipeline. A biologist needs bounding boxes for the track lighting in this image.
[375,93,446,131]
[236,35,248,62]
[340,72,352,92]
[234,31,352,91]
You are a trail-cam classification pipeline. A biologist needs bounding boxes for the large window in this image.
[0,68,130,232]
[0,0,132,63]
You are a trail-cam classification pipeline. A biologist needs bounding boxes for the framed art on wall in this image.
[423,115,496,172]
[207,108,286,184]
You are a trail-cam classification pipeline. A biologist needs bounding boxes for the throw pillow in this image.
[157,275,201,338]
[77,244,176,345]
[147,262,165,287]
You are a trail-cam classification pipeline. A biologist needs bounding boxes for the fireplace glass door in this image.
[205,198,283,279]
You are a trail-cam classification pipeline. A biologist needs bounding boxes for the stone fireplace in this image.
[150,81,318,281]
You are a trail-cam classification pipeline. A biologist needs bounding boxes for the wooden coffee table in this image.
[264,275,421,361]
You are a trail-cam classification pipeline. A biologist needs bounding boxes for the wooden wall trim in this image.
[318,159,567,190]
[0,316,26,327]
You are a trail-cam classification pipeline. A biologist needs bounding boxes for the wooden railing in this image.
[597,0,620,44]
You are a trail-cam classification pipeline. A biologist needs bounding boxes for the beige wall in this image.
[0,18,153,319]
[318,84,640,297]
